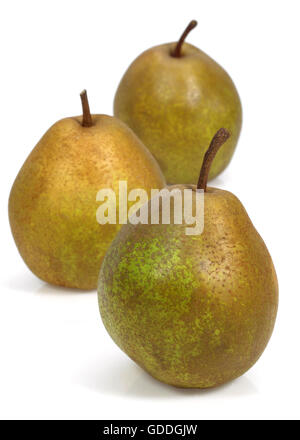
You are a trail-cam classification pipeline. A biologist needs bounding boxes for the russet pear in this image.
[98,129,278,388]
[9,91,165,290]
[114,21,242,183]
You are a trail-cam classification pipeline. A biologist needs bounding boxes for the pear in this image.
[9,91,165,290]
[114,20,242,184]
[98,129,278,388]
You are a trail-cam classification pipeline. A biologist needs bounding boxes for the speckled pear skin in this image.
[9,115,166,290]
[114,43,242,184]
[98,186,278,388]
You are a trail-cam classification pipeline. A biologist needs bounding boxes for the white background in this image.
[0,0,299,420]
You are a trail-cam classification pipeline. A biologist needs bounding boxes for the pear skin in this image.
[98,129,278,388]
[114,21,242,184]
[9,91,165,290]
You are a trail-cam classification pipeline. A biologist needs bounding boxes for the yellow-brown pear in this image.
[114,21,242,183]
[98,129,278,388]
[9,91,165,290]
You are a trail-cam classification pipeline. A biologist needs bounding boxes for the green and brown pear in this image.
[9,91,165,290]
[98,129,278,388]
[114,20,242,184]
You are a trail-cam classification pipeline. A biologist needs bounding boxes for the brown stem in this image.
[80,90,93,127]
[172,20,198,57]
[197,128,230,191]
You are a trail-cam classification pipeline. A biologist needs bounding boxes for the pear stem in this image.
[80,90,93,127]
[172,20,198,58]
[197,128,230,191]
